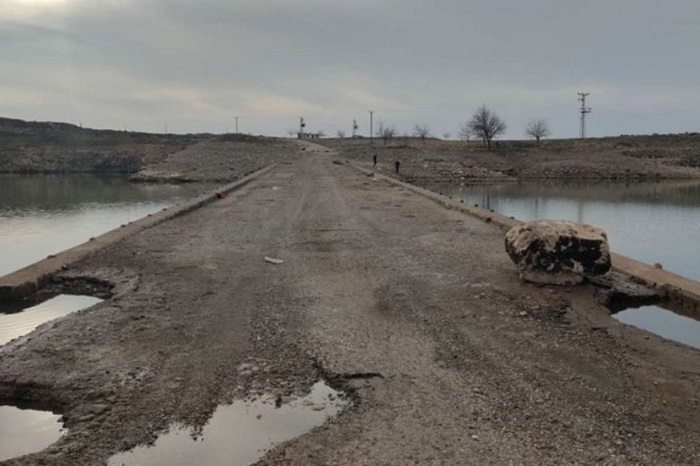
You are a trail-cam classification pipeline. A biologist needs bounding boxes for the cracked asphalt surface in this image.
[0,145,699,465]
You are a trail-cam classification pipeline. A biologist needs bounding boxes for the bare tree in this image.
[466,105,506,151]
[336,130,346,139]
[525,118,550,143]
[412,123,431,143]
[443,132,451,140]
[459,123,473,145]
[376,120,396,145]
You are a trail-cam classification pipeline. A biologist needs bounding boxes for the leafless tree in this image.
[459,123,473,145]
[336,130,346,139]
[376,120,396,145]
[525,118,550,143]
[412,123,431,143]
[443,132,451,140]
[466,105,506,151]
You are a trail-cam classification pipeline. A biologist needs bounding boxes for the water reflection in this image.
[424,180,700,281]
[613,306,700,350]
[108,381,349,466]
[0,174,209,276]
[0,404,64,461]
[0,294,102,346]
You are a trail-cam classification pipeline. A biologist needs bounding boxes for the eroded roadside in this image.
[0,152,698,465]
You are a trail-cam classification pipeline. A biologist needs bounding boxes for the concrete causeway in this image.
[0,149,698,465]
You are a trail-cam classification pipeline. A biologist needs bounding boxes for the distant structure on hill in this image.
[297,131,322,139]
[296,116,323,139]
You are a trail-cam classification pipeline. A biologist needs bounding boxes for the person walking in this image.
[373,154,377,167]
[394,159,400,175]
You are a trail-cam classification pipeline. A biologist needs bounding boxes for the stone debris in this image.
[264,257,284,265]
[505,220,611,285]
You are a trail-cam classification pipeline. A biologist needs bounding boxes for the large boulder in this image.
[505,220,611,285]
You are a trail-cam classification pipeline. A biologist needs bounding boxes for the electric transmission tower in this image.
[577,92,592,139]
[352,119,359,138]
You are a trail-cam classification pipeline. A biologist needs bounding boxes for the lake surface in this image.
[423,179,700,349]
[424,180,700,281]
[0,174,209,276]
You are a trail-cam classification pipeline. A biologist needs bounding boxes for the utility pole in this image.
[369,110,374,144]
[352,119,358,138]
[577,92,592,140]
[164,124,168,134]
[234,116,239,134]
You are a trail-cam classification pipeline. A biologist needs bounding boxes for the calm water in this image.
[0,405,64,461]
[0,174,209,276]
[424,179,700,349]
[108,381,349,466]
[615,305,700,349]
[0,294,102,346]
[425,180,700,280]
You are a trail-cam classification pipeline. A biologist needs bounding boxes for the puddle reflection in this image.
[0,405,64,461]
[613,305,700,350]
[0,295,102,346]
[108,381,348,466]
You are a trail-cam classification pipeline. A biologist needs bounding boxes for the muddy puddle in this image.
[0,404,64,461]
[108,381,348,466]
[613,305,700,350]
[0,294,102,346]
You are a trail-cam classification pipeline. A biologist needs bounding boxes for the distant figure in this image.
[395,160,400,175]
[373,154,377,167]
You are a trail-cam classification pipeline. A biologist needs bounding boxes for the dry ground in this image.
[320,135,700,183]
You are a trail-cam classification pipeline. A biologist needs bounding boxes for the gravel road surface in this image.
[0,144,698,465]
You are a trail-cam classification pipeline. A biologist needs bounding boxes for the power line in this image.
[577,92,592,139]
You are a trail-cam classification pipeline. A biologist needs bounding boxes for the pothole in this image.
[0,294,103,346]
[0,403,65,461]
[108,380,349,466]
[589,273,700,349]
[612,304,700,350]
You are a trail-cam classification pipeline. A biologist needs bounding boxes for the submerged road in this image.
[1,149,699,465]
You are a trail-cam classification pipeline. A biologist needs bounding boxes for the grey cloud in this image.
[1,0,699,136]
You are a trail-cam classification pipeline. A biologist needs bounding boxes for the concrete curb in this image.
[0,164,276,301]
[348,162,700,316]
[611,254,700,317]
[348,163,523,231]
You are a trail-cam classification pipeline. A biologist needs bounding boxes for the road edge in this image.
[0,164,276,301]
[347,162,700,317]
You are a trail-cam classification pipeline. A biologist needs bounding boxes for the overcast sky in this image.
[2,0,699,138]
